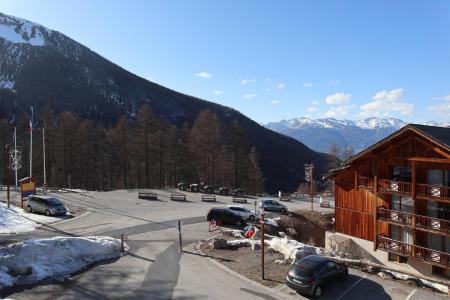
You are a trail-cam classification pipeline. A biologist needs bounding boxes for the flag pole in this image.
[43,127,46,193]
[29,107,33,178]
[14,127,18,188]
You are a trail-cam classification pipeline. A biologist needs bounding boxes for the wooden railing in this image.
[415,215,450,234]
[376,235,450,268]
[357,175,374,189]
[377,207,413,226]
[416,183,450,202]
[378,179,412,195]
[377,207,449,235]
[415,245,450,268]
[376,235,413,256]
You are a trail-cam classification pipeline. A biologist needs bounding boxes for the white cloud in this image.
[326,80,340,86]
[311,100,320,105]
[325,93,352,105]
[195,72,212,79]
[428,101,450,117]
[271,100,281,105]
[306,106,317,112]
[325,105,354,118]
[241,79,256,85]
[265,78,271,82]
[302,82,315,88]
[213,90,223,95]
[359,88,414,117]
[243,93,257,99]
[444,94,450,101]
[277,83,286,89]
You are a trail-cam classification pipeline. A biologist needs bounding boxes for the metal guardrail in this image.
[138,191,157,200]
[201,194,216,202]
[170,193,186,201]
[232,197,247,203]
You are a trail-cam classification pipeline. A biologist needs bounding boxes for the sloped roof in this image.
[341,124,450,166]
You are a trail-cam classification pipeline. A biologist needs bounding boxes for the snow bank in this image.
[378,270,448,294]
[266,237,323,261]
[0,236,126,289]
[0,203,69,234]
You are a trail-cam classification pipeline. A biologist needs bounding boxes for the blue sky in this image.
[2,1,450,123]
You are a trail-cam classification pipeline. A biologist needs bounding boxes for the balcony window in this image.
[427,169,450,187]
[393,166,411,182]
[391,195,413,213]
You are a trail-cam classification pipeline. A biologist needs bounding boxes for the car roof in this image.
[227,205,244,209]
[30,195,57,199]
[297,255,330,265]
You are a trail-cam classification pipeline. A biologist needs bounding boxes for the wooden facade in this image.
[332,124,450,275]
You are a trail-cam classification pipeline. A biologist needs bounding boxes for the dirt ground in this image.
[200,237,291,288]
[277,210,334,247]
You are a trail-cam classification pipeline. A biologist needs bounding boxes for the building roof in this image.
[341,124,450,166]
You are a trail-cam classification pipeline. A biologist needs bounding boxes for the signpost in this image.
[19,177,36,208]
[260,213,265,280]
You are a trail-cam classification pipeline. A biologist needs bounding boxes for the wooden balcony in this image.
[377,207,450,235]
[415,214,450,234]
[416,183,450,203]
[377,207,413,227]
[378,179,412,195]
[357,175,374,189]
[376,235,450,268]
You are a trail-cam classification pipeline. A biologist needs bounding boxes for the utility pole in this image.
[260,212,265,280]
[4,145,10,208]
[29,106,33,178]
[305,164,314,212]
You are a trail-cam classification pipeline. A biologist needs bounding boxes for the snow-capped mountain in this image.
[265,117,448,154]
[0,12,330,193]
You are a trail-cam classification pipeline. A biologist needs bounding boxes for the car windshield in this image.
[45,198,62,206]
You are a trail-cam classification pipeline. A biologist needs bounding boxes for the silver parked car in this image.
[26,195,67,216]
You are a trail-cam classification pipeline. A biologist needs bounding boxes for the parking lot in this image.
[0,188,447,300]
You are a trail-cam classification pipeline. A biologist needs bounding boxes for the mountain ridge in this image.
[264,117,450,154]
[0,11,329,193]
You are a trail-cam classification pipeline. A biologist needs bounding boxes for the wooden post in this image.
[260,213,265,280]
[178,220,182,252]
[121,232,124,253]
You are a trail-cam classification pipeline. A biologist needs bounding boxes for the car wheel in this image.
[45,209,51,216]
[27,205,32,213]
[313,285,322,298]
[249,215,255,221]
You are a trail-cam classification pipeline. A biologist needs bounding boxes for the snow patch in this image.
[0,236,126,289]
[0,12,47,46]
[0,79,14,90]
[0,202,69,234]
[379,270,448,294]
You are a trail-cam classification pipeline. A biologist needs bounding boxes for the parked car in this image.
[259,198,288,212]
[230,188,245,196]
[286,255,348,298]
[26,195,67,216]
[206,208,247,227]
[216,187,229,195]
[177,182,189,191]
[189,184,200,192]
[227,205,258,221]
[203,185,215,194]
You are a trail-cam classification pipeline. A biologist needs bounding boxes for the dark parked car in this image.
[206,208,247,227]
[26,195,67,216]
[189,184,200,192]
[203,185,215,194]
[286,255,348,298]
[230,188,244,196]
[216,187,229,195]
[177,182,189,191]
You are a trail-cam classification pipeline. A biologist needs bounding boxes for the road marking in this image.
[336,275,367,300]
[405,288,417,300]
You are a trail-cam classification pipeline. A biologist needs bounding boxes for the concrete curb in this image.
[191,241,294,300]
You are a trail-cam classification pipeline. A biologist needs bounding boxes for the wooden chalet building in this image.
[328,124,449,278]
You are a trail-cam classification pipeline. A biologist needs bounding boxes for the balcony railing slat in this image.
[416,183,450,201]
[378,179,412,195]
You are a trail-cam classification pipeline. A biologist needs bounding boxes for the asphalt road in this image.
[0,189,447,300]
